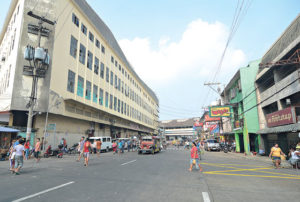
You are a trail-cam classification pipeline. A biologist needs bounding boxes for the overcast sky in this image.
[0,0,299,121]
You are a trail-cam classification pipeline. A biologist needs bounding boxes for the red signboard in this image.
[266,107,296,127]
[205,115,220,122]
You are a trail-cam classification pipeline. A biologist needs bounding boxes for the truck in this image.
[138,136,161,155]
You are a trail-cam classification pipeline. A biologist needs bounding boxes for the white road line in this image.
[12,181,75,202]
[202,192,211,202]
[121,159,137,166]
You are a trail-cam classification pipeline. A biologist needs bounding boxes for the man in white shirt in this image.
[14,139,25,175]
[288,148,300,168]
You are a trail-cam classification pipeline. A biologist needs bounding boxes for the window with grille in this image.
[67,70,75,93]
[70,35,77,58]
[79,44,86,64]
[85,80,91,100]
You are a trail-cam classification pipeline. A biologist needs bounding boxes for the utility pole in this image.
[24,11,55,141]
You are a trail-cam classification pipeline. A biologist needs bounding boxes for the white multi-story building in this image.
[0,0,159,146]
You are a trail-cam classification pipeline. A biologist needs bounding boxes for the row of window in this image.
[72,13,153,106]
[0,65,11,96]
[72,13,105,54]
[69,35,154,115]
[67,70,153,125]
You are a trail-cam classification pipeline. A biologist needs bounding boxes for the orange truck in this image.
[138,136,161,155]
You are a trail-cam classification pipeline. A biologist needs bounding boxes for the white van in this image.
[89,136,112,152]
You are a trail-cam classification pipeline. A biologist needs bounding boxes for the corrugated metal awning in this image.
[257,123,300,134]
[0,126,20,133]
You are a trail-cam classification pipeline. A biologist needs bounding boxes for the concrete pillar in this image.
[104,126,111,137]
[235,133,240,153]
[243,127,250,155]
[273,69,280,83]
[277,100,283,110]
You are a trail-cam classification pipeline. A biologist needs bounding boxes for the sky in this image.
[0,0,299,121]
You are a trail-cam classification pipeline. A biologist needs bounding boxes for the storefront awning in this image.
[257,123,300,134]
[0,126,20,133]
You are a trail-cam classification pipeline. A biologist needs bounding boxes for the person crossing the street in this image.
[269,143,285,169]
[96,138,102,157]
[34,138,41,163]
[83,138,92,167]
[77,137,85,162]
[189,142,203,172]
[14,139,25,175]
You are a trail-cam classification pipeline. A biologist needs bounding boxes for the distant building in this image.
[0,0,159,146]
[159,118,200,140]
[256,14,300,154]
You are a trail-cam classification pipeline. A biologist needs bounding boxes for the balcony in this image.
[260,70,300,108]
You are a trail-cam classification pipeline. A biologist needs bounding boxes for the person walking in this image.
[121,140,125,153]
[77,137,85,162]
[269,143,285,169]
[112,141,117,154]
[127,140,131,152]
[34,138,41,163]
[24,140,30,160]
[14,139,25,175]
[96,139,102,157]
[118,140,123,155]
[83,138,91,167]
[189,142,203,172]
[9,140,16,172]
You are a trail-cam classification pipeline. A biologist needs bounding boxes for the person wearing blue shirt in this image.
[13,136,22,148]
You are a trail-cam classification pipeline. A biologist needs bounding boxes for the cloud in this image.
[119,18,247,88]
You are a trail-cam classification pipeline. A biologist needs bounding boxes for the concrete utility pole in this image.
[25,11,55,141]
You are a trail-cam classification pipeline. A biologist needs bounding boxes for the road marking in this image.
[201,163,266,167]
[204,172,300,180]
[205,167,272,173]
[121,159,137,166]
[202,192,211,202]
[12,181,75,202]
[202,162,300,180]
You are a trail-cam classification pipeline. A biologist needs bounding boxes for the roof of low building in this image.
[257,123,300,134]
[159,117,200,128]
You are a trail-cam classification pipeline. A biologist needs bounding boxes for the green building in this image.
[221,60,261,154]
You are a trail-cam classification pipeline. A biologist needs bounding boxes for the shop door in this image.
[239,134,244,153]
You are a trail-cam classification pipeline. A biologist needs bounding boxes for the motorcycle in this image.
[67,143,79,155]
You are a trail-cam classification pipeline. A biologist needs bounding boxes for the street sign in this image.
[209,106,232,117]
[47,123,56,131]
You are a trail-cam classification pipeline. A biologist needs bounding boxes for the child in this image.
[8,140,16,173]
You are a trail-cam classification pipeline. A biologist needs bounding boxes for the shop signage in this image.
[266,107,296,127]
[209,106,232,117]
[205,114,220,122]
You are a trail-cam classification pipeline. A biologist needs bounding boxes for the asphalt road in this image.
[0,148,299,202]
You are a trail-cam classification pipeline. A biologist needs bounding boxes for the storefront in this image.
[0,126,20,148]
[258,107,300,154]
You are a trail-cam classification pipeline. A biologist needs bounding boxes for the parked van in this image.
[89,137,112,152]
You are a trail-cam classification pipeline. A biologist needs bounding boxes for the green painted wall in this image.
[240,59,261,134]
[225,59,261,154]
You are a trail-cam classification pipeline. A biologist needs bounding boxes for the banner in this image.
[209,106,232,117]
[266,107,296,127]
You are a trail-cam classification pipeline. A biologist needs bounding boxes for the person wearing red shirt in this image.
[24,140,30,160]
[189,142,203,172]
[83,138,91,167]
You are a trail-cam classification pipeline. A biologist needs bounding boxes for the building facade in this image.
[159,118,199,141]
[222,60,261,154]
[256,14,300,154]
[0,0,159,147]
